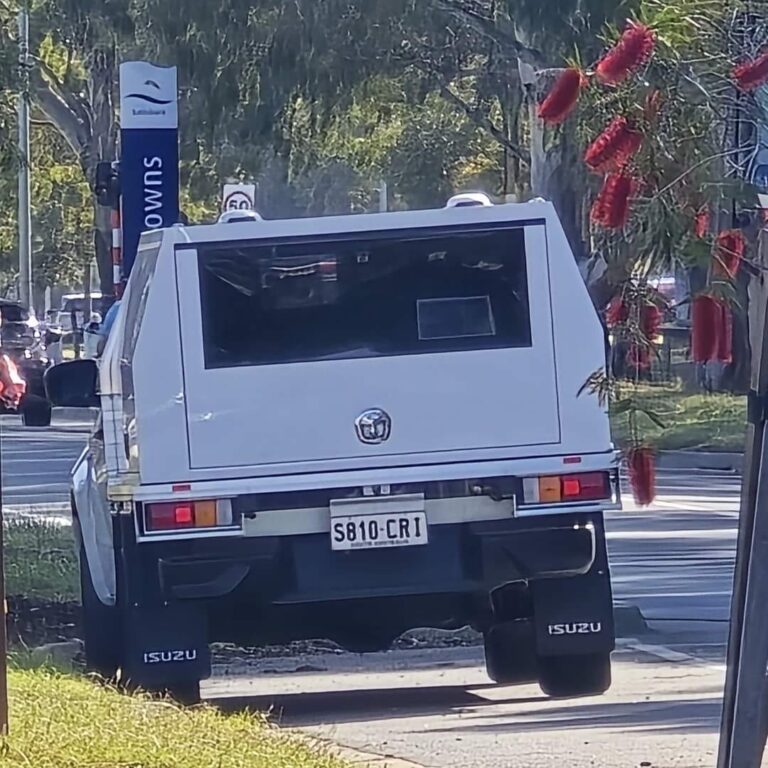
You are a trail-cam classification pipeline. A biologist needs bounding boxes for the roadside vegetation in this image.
[611,383,747,453]
[5,519,78,602]
[0,665,347,768]
[1,524,346,768]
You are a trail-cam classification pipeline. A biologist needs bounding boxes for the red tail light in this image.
[144,499,234,532]
[523,472,612,505]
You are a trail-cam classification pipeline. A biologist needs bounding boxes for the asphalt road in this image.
[0,414,87,508]
[0,414,739,766]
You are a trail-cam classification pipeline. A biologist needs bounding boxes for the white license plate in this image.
[331,511,429,551]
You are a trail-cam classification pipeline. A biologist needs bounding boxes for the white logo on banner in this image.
[119,62,178,131]
[222,184,256,212]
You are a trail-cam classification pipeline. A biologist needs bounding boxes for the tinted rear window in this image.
[198,226,532,369]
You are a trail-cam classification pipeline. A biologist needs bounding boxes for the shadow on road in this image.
[209,684,548,727]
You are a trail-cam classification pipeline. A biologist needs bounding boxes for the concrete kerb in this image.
[657,450,743,473]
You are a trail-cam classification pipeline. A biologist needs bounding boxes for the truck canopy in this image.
[100,200,611,488]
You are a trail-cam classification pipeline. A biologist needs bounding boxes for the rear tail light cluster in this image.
[522,472,611,505]
[144,499,234,532]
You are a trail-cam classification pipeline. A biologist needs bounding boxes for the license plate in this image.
[331,511,429,551]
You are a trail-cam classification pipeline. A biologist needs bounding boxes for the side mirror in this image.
[44,359,100,408]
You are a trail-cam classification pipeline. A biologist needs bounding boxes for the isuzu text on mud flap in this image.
[46,194,620,703]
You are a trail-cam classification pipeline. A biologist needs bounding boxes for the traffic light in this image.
[94,161,120,208]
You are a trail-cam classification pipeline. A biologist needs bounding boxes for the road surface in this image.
[0,415,88,508]
[0,414,738,766]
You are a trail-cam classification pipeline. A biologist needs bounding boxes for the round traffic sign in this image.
[224,190,254,211]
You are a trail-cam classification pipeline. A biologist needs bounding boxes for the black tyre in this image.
[165,681,202,706]
[483,620,538,685]
[78,531,121,679]
[20,394,52,427]
[538,652,612,698]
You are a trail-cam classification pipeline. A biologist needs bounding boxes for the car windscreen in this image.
[197,225,532,369]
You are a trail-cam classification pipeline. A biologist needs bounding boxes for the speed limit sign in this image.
[222,183,256,212]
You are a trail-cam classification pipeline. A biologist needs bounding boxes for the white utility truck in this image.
[46,195,620,703]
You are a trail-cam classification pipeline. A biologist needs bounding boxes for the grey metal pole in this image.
[17,5,32,311]
[379,180,388,213]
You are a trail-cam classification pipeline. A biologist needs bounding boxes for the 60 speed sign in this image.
[222,183,256,212]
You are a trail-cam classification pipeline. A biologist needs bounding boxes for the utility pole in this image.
[717,7,768,767]
[17,3,32,311]
[379,180,388,213]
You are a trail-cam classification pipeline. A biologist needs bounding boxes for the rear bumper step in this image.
[147,514,600,604]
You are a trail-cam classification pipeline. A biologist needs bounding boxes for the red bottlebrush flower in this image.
[538,68,587,124]
[627,303,661,370]
[716,302,733,364]
[584,116,644,173]
[605,295,629,328]
[627,446,656,506]
[691,294,729,363]
[733,50,768,92]
[713,229,746,279]
[596,22,656,86]
[591,172,636,230]
[694,207,710,239]
[641,303,662,340]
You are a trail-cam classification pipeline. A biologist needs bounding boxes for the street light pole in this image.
[17,4,32,311]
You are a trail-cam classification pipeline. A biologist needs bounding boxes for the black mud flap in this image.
[530,569,615,658]
[121,604,210,687]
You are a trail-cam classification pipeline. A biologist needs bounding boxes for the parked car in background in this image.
[0,299,52,425]
[56,293,108,333]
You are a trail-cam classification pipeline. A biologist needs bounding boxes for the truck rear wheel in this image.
[165,681,201,706]
[483,620,537,685]
[537,652,611,698]
[79,539,121,680]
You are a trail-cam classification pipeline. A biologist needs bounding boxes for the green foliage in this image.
[4,519,79,602]
[1,666,348,768]
[0,125,92,291]
[611,383,747,451]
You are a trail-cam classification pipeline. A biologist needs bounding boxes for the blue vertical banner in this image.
[119,62,179,278]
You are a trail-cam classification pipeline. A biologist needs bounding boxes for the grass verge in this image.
[0,666,347,768]
[4,519,79,602]
[611,383,747,452]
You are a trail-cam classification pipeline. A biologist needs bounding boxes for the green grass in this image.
[611,383,747,452]
[4,520,79,602]
[0,666,347,768]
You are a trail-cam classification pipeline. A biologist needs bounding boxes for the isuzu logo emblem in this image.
[355,409,391,444]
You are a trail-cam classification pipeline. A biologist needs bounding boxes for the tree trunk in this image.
[527,68,586,262]
[85,46,118,297]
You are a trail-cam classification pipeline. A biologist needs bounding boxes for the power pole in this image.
[717,7,768,767]
[17,4,32,311]
[379,180,388,213]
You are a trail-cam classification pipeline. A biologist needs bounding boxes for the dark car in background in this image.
[0,299,48,400]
